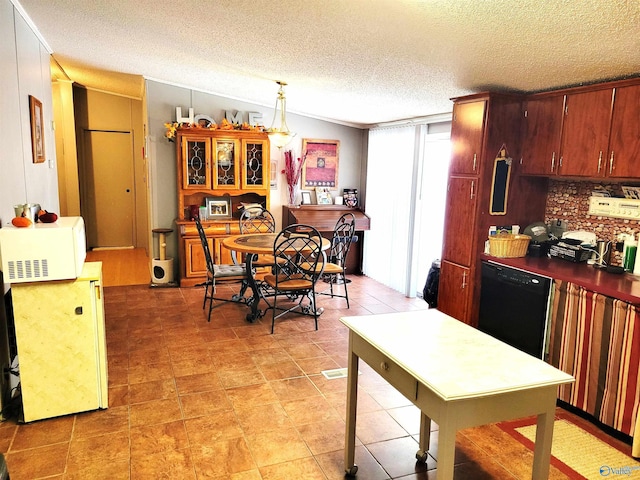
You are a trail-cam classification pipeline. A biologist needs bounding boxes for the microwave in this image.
[0,216,86,283]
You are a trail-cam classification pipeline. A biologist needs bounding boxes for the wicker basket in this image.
[488,234,531,258]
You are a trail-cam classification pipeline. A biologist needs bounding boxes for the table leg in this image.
[416,412,431,462]
[244,254,262,322]
[532,407,555,480]
[344,339,359,476]
[436,425,455,480]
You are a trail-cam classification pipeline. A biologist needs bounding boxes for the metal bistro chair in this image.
[320,212,356,307]
[238,207,281,268]
[263,224,326,333]
[195,217,249,322]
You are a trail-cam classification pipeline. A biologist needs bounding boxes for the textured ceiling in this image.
[16,0,640,127]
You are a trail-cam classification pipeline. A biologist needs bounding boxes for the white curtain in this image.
[363,125,418,293]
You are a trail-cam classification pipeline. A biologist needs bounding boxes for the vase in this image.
[287,184,299,206]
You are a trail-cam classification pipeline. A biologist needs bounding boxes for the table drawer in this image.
[352,334,417,401]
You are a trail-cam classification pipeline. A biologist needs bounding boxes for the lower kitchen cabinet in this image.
[10,262,108,422]
[436,260,471,324]
[548,280,640,455]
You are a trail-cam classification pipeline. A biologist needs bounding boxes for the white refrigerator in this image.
[10,262,108,422]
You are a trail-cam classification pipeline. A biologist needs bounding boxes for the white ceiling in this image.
[16,0,640,128]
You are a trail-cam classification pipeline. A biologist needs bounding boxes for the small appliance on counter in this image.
[0,216,86,283]
[548,231,597,263]
[523,222,552,257]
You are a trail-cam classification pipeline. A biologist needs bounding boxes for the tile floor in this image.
[0,275,622,479]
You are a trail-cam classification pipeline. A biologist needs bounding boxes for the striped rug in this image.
[499,412,640,480]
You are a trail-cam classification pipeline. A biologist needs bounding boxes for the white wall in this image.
[0,0,58,228]
[145,79,366,262]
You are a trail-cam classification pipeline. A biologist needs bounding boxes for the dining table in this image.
[222,232,331,322]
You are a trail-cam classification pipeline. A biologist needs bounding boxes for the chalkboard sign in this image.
[489,151,511,215]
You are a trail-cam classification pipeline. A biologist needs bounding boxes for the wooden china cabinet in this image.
[174,127,270,287]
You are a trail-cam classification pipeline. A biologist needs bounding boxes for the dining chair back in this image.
[195,217,248,322]
[239,207,280,268]
[320,212,356,307]
[263,224,326,333]
[239,207,276,234]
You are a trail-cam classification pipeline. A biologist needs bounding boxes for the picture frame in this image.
[205,196,231,219]
[29,95,45,164]
[301,138,339,189]
[301,190,313,205]
[316,187,333,205]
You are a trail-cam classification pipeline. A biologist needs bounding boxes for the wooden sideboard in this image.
[282,205,370,274]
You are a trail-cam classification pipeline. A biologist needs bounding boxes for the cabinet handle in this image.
[470,180,476,199]
[559,156,563,168]
[472,153,477,172]
[597,151,603,173]
[380,362,389,371]
[462,271,468,289]
[609,151,614,175]
[551,152,556,172]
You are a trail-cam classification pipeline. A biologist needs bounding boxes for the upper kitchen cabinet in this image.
[558,88,614,177]
[608,83,640,178]
[520,95,565,175]
[449,99,487,175]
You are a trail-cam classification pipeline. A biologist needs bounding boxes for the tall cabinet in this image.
[438,93,548,325]
[11,262,108,422]
[174,128,271,287]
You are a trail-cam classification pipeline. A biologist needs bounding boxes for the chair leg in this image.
[342,273,350,308]
[271,294,277,334]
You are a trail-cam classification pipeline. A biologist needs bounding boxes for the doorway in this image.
[81,130,135,249]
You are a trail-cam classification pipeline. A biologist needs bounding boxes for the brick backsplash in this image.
[544,180,640,265]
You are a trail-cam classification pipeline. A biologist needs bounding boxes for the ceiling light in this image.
[267,81,295,148]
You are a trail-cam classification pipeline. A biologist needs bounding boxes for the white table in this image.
[341,310,575,479]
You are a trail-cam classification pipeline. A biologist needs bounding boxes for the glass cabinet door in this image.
[182,137,211,189]
[242,139,269,189]
[213,139,240,189]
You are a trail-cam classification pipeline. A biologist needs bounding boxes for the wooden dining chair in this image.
[195,217,249,322]
[263,224,326,333]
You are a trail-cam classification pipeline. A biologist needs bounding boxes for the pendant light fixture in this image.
[267,81,295,148]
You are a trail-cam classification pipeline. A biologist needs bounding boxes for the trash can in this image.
[422,260,441,308]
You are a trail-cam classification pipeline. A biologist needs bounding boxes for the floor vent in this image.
[321,367,359,380]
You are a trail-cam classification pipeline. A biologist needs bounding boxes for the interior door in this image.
[82,131,135,248]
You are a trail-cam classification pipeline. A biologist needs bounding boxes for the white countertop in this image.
[340,309,574,402]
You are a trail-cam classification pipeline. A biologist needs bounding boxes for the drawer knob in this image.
[380,362,389,371]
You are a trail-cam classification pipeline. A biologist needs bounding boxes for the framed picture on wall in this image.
[301,139,339,189]
[29,95,45,164]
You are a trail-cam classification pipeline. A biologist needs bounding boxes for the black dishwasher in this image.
[478,261,552,359]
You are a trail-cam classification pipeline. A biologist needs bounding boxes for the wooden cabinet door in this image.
[437,260,471,323]
[213,138,241,189]
[449,100,486,175]
[608,84,640,178]
[185,237,213,277]
[520,96,564,175]
[559,89,614,177]
[441,176,477,267]
[241,139,269,189]
[213,237,236,265]
[181,136,212,189]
